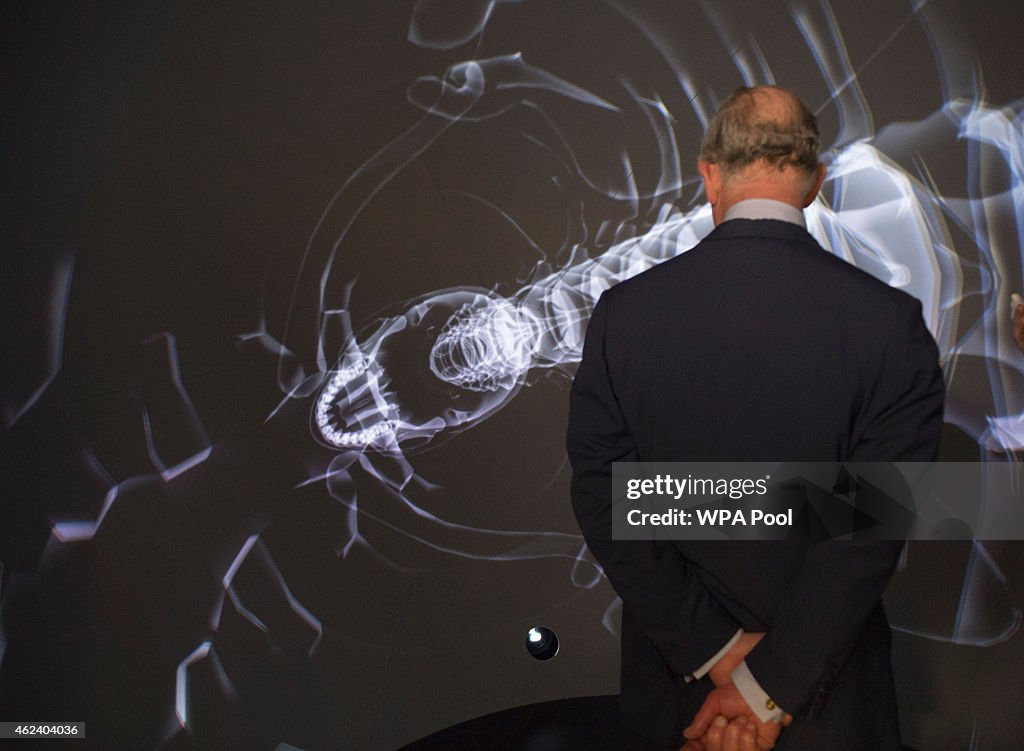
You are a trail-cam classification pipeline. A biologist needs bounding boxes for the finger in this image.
[683,735,713,751]
[705,715,728,751]
[722,716,743,751]
[756,722,781,751]
[781,714,793,727]
[683,692,722,739]
[738,718,760,751]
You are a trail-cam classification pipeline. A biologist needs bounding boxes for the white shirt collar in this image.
[723,198,805,228]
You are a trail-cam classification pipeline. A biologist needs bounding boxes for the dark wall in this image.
[2,1,1022,749]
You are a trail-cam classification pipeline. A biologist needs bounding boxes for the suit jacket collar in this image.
[706,217,818,246]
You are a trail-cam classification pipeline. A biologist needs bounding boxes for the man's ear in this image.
[697,159,721,205]
[801,163,827,207]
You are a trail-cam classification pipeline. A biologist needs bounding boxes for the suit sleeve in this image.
[567,292,741,677]
[745,296,945,716]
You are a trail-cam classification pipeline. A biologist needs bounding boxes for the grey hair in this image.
[699,86,819,178]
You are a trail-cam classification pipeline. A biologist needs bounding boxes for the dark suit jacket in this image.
[567,218,944,749]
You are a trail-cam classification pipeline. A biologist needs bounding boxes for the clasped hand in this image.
[678,633,792,751]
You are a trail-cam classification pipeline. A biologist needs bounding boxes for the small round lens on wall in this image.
[525,626,558,660]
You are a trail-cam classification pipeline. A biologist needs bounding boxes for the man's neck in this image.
[710,163,814,225]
